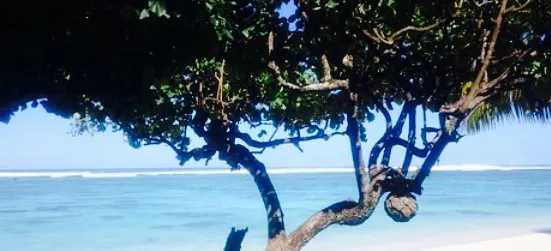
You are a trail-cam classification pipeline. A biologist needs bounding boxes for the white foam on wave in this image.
[431,164,551,171]
[0,170,241,178]
[0,168,352,178]
[0,165,548,178]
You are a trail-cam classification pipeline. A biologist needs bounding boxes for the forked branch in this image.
[144,136,215,165]
[455,0,537,117]
[361,0,464,45]
[368,103,392,168]
[504,0,532,13]
[465,0,511,110]
[267,32,349,92]
[284,105,394,249]
[287,167,390,250]
[233,130,346,150]
[363,21,442,45]
[381,102,413,166]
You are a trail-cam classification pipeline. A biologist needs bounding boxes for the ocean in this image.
[1,166,550,251]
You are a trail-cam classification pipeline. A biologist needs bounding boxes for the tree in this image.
[255,0,551,249]
[1,1,351,249]
[2,1,550,251]
[89,1,550,250]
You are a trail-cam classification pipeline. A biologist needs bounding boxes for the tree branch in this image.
[225,144,286,241]
[286,167,390,250]
[284,100,397,249]
[368,103,392,168]
[386,22,442,42]
[267,61,349,92]
[385,138,430,158]
[504,0,532,13]
[466,0,509,106]
[381,102,412,166]
[490,49,528,65]
[360,3,464,46]
[249,127,280,154]
[345,107,370,201]
[267,32,349,92]
[144,136,215,165]
[362,21,441,45]
[284,100,432,249]
[362,29,385,44]
[420,106,440,146]
[486,49,532,89]
[233,130,346,150]
[474,0,492,7]
[413,134,452,191]
[401,104,417,176]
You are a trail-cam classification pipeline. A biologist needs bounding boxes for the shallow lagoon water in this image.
[1,166,550,251]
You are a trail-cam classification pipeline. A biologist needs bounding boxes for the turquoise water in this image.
[1,167,551,251]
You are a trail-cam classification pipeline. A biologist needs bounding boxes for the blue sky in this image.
[0,106,549,169]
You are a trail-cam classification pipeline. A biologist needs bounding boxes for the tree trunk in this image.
[414,133,451,187]
[220,104,398,250]
[285,112,389,250]
[218,109,451,250]
[225,144,288,250]
[346,107,370,204]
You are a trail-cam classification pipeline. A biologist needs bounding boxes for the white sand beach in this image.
[422,233,551,251]
[305,226,551,251]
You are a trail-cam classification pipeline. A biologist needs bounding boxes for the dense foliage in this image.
[0,2,216,121]
[277,0,551,123]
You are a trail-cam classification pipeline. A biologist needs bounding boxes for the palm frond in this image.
[465,89,551,134]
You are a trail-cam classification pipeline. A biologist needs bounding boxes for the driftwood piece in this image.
[223,227,248,251]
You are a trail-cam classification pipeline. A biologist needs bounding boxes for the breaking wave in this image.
[431,164,551,171]
[0,165,549,178]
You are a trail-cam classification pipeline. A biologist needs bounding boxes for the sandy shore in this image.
[421,233,551,251]
[303,226,551,251]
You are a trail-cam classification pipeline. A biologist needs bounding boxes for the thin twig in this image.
[486,49,533,88]
[362,15,448,45]
[504,0,532,13]
[235,130,346,150]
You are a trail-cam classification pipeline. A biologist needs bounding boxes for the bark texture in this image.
[285,112,390,250]
[220,111,393,251]
[286,169,388,250]
[225,144,287,250]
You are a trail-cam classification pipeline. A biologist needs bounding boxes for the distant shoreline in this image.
[1,165,551,179]
[1,163,551,171]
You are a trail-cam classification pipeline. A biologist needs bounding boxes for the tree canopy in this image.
[1,1,550,250]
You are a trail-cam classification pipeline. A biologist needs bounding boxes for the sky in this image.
[0,106,549,170]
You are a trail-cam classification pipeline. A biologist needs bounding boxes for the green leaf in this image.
[139,9,150,19]
[461,81,473,96]
[326,0,338,9]
[242,28,251,38]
